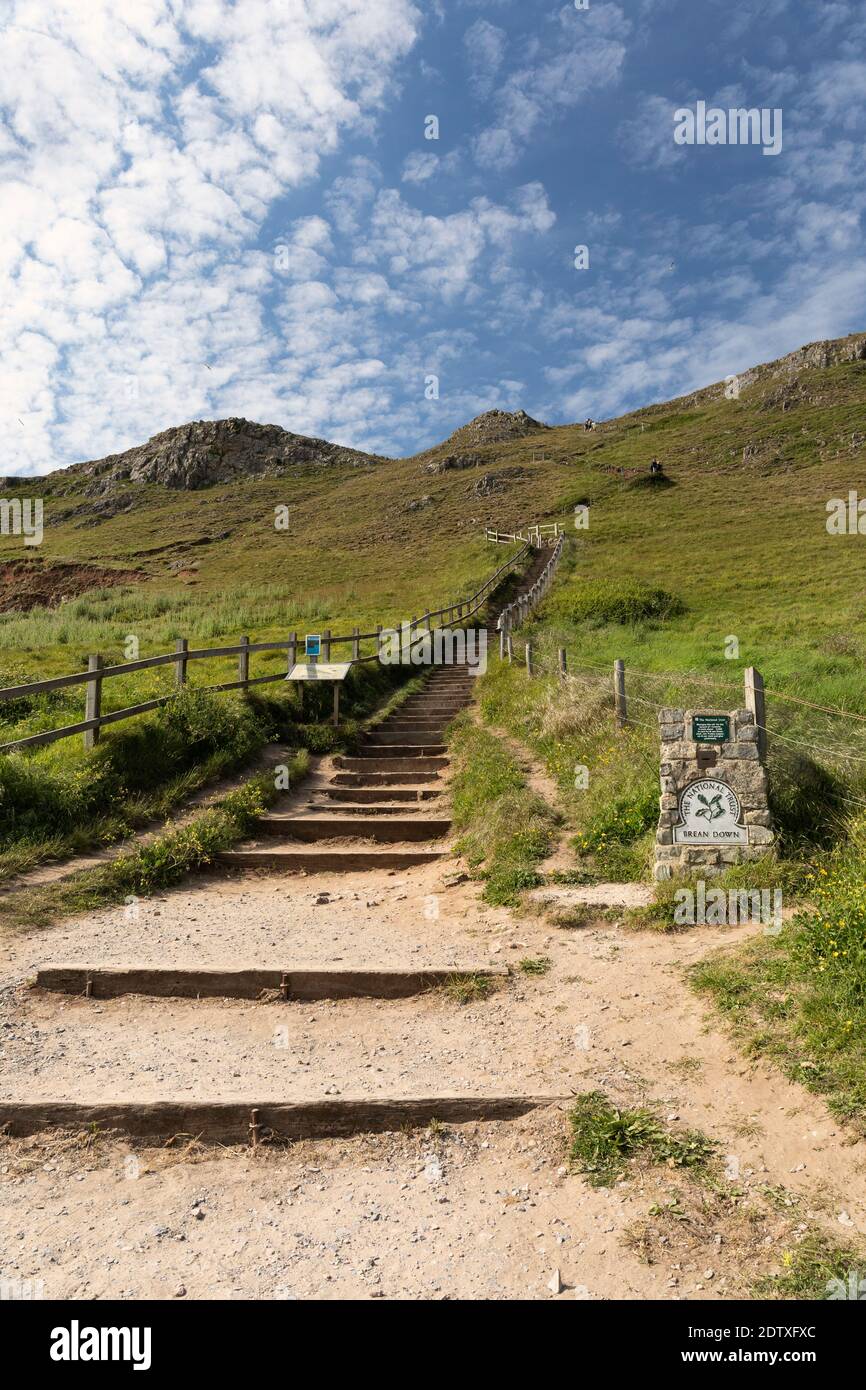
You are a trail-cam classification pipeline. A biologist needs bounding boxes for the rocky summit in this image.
[72,418,385,492]
[441,408,549,451]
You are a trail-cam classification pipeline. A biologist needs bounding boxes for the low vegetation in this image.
[0,758,306,934]
[0,658,419,883]
[753,1231,866,1301]
[448,715,557,905]
[567,1090,717,1187]
[692,839,866,1135]
[442,972,499,1005]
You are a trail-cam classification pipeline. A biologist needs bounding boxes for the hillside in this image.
[1,330,865,690]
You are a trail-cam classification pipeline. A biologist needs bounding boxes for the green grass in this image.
[752,1231,866,1300]
[692,838,866,1135]
[448,714,558,905]
[442,972,499,1005]
[567,1090,717,1188]
[0,653,423,882]
[0,758,307,934]
[517,955,551,975]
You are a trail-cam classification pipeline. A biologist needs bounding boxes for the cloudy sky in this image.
[2,0,866,474]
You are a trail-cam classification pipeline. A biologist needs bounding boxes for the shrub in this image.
[552,579,684,626]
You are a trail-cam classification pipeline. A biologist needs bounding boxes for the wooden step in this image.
[336,755,448,773]
[323,787,439,802]
[36,965,508,1001]
[0,1095,565,1143]
[256,815,451,842]
[362,740,447,755]
[331,771,441,786]
[217,848,443,871]
[302,802,428,816]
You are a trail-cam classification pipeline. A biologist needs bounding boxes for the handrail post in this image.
[352,626,360,660]
[84,654,102,750]
[287,631,297,674]
[614,659,628,728]
[322,628,331,662]
[174,638,188,688]
[525,642,533,677]
[238,635,250,686]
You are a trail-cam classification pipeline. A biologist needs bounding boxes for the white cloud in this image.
[0,0,421,473]
[463,19,507,99]
[472,3,629,170]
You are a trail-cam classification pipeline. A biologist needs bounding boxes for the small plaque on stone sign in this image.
[673,779,748,845]
[692,714,730,743]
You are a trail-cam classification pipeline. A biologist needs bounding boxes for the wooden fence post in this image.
[376,623,382,661]
[238,635,250,686]
[499,623,506,660]
[525,642,533,677]
[84,654,102,750]
[745,666,766,760]
[352,626,360,660]
[287,631,296,673]
[332,682,340,727]
[558,648,567,678]
[506,633,513,663]
[174,638,188,688]
[614,659,628,729]
[322,628,331,662]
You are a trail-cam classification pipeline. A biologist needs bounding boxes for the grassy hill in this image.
[3,332,866,690]
[2,330,866,878]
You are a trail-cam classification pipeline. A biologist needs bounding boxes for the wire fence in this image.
[497,634,866,795]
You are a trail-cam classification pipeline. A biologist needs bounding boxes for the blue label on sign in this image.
[305,634,321,658]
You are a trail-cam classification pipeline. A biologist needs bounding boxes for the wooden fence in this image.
[0,542,531,755]
[485,523,563,545]
[496,535,565,660]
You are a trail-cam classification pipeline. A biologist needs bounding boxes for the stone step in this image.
[36,965,508,1001]
[217,848,443,871]
[0,1095,564,1144]
[256,815,451,842]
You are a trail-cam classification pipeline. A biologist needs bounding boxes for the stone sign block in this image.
[654,707,774,881]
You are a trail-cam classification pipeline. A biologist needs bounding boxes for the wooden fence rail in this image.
[0,542,531,755]
[486,523,564,545]
[495,535,565,660]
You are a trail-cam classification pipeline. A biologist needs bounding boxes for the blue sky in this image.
[2,0,865,474]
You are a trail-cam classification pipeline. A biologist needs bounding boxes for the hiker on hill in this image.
[584,417,594,432]
[650,456,663,476]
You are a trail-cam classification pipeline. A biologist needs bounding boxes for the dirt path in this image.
[2,554,862,1300]
[2,864,864,1299]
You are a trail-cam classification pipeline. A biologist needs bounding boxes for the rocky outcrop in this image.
[70,418,385,493]
[470,466,529,497]
[421,452,483,475]
[443,409,548,450]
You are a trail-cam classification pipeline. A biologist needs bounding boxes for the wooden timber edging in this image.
[34,965,509,1001]
[0,1095,567,1144]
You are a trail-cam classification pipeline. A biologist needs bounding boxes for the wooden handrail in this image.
[0,541,530,752]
